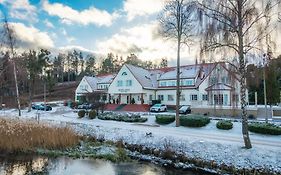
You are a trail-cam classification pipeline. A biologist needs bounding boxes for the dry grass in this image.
[0,118,79,153]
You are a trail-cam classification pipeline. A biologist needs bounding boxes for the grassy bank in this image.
[0,118,79,153]
[0,118,130,163]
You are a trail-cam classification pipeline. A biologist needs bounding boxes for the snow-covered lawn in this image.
[1,106,281,172]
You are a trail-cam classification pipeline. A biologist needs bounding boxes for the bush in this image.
[180,115,210,127]
[98,112,147,123]
[78,110,86,118]
[88,110,97,119]
[216,120,233,130]
[155,115,175,124]
[248,114,256,120]
[248,123,281,135]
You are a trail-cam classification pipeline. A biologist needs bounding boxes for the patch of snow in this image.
[1,107,281,173]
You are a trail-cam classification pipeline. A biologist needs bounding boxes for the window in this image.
[168,81,176,86]
[190,94,198,101]
[210,77,217,85]
[168,95,174,101]
[160,81,167,86]
[180,95,185,101]
[186,80,194,86]
[117,80,123,87]
[222,77,228,84]
[149,95,153,101]
[158,95,164,101]
[126,80,132,86]
[214,94,223,105]
[224,94,228,105]
[202,94,208,101]
[121,72,127,76]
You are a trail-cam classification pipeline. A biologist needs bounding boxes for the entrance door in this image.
[127,96,129,104]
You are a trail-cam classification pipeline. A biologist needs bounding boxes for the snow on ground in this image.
[1,106,281,172]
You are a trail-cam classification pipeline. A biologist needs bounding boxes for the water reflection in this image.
[0,155,208,175]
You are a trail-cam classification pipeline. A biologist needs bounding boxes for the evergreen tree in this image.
[85,54,96,75]
[99,53,115,74]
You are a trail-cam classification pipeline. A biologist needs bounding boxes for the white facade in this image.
[76,62,244,107]
[75,74,115,103]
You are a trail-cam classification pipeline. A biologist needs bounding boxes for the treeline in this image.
[0,47,168,105]
[246,56,281,105]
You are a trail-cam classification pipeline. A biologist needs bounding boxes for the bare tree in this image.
[196,0,281,148]
[2,15,21,116]
[159,0,195,127]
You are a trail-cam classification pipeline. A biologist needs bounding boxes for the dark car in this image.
[77,103,92,110]
[179,105,191,114]
[32,104,52,111]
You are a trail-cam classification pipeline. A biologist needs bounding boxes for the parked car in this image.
[32,104,52,111]
[179,105,191,114]
[77,103,92,110]
[150,104,167,112]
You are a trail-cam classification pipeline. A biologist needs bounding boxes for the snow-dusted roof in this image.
[125,64,157,88]
[124,63,219,89]
[97,74,116,84]
[82,74,115,91]
[84,76,98,90]
[158,66,199,80]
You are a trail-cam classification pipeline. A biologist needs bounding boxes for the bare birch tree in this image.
[2,15,21,116]
[159,0,195,127]
[196,0,281,148]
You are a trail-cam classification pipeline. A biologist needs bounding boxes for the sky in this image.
[0,0,197,66]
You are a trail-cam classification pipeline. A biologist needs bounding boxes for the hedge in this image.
[216,120,233,130]
[78,110,86,118]
[98,112,147,123]
[155,115,175,124]
[88,110,97,119]
[248,123,281,135]
[180,115,210,127]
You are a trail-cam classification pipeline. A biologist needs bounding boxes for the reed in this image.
[0,118,79,153]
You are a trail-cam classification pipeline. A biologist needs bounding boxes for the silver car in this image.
[150,104,167,112]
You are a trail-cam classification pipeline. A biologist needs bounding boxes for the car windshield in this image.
[153,104,161,107]
[180,106,188,109]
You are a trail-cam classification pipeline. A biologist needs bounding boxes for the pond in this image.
[0,155,212,175]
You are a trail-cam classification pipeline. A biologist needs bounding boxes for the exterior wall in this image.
[108,65,144,104]
[191,107,258,118]
[83,63,245,107]
[75,78,93,101]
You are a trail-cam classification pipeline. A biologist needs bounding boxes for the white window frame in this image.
[117,80,123,87]
[190,94,198,101]
[168,95,174,101]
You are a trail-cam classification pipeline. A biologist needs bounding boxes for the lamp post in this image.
[263,53,268,123]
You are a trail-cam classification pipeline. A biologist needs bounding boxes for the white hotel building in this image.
[75,62,244,107]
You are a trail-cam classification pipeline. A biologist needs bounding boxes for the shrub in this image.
[78,110,86,118]
[88,110,97,119]
[155,115,175,124]
[248,114,256,120]
[248,123,281,135]
[180,115,210,127]
[98,112,147,123]
[216,120,233,130]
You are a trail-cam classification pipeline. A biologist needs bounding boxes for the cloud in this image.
[9,22,54,49]
[44,19,54,28]
[60,28,76,44]
[1,0,37,22]
[123,0,165,21]
[42,0,119,26]
[96,22,196,65]
[58,45,95,54]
